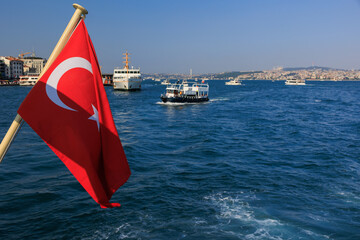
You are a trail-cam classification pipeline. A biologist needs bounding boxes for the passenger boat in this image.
[160,80,209,103]
[161,79,170,85]
[19,74,39,86]
[0,80,18,86]
[225,79,242,85]
[113,51,142,90]
[285,78,306,85]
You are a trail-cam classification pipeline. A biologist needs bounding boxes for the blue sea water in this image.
[0,80,360,240]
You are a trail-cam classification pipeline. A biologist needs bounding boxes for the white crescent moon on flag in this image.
[46,57,93,111]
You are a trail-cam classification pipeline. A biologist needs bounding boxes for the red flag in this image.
[18,20,131,208]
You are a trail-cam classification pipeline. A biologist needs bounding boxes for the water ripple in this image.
[1,81,360,239]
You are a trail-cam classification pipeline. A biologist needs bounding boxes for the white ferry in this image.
[161,79,170,85]
[225,79,242,85]
[113,51,142,91]
[285,78,306,86]
[19,74,39,86]
[160,80,209,103]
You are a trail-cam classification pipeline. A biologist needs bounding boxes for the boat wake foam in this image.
[204,192,332,240]
[210,97,230,102]
[156,101,209,106]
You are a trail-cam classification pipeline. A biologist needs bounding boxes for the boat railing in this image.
[167,84,183,90]
[166,81,209,92]
[191,83,209,88]
[114,67,140,70]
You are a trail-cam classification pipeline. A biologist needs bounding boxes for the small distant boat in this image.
[19,74,39,86]
[102,73,113,86]
[225,79,242,85]
[113,51,142,91]
[161,79,170,85]
[160,80,209,103]
[0,80,18,86]
[285,78,306,85]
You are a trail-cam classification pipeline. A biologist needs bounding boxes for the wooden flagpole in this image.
[0,4,88,163]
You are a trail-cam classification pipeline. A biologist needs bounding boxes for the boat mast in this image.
[122,51,130,74]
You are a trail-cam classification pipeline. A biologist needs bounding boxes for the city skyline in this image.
[2,0,360,74]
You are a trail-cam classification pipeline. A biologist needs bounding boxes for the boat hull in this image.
[113,78,142,91]
[160,95,209,103]
[225,82,241,85]
[19,82,36,86]
[285,82,306,86]
[285,79,306,85]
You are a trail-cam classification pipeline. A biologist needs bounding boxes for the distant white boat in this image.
[113,51,142,91]
[285,78,306,85]
[225,79,242,85]
[161,79,170,85]
[19,74,39,86]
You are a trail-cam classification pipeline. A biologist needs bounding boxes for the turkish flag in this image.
[18,20,131,208]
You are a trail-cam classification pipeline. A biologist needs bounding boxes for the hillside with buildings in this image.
[1,53,360,82]
[145,67,360,81]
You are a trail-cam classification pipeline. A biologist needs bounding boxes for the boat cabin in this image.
[161,80,209,103]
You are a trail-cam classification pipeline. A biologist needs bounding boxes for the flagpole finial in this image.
[73,3,88,16]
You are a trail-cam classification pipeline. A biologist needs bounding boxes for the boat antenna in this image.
[122,51,130,73]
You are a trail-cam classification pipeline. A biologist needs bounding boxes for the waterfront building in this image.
[21,56,47,74]
[0,56,24,79]
[0,59,5,79]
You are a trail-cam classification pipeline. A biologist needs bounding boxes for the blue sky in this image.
[2,0,360,74]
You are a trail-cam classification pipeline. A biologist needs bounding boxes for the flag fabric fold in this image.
[18,19,131,208]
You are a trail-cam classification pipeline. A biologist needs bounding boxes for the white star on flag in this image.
[88,104,100,131]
